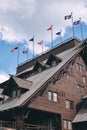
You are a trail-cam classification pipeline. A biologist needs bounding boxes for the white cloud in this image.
[27,42,49,54]
[0,0,87,81]
[0,71,9,83]
[0,26,24,42]
[0,0,87,51]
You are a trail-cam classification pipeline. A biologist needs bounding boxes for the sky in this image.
[0,0,87,83]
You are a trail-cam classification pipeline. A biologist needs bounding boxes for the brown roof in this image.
[0,38,86,111]
[0,75,33,90]
[12,75,32,89]
[73,100,87,123]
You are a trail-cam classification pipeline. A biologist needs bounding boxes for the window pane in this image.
[53,92,57,102]
[63,120,67,129]
[77,85,80,92]
[68,121,72,129]
[51,60,57,67]
[48,91,52,101]
[66,100,70,109]
[12,90,16,98]
[83,76,86,84]
[81,87,84,95]
[76,63,79,70]
[37,67,42,73]
[79,65,83,72]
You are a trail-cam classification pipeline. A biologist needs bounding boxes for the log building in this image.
[0,37,87,130]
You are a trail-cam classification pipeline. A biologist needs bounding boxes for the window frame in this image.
[48,91,52,101]
[51,60,57,67]
[63,119,72,130]
[65,99,74,110]
[82,76,86,84]
[48,91,58,102]
[53,92,58,102]
[77,84,84,94]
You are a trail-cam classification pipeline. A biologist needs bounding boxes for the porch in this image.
[0,108,61,130]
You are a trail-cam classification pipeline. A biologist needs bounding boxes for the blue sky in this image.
[0,0,87,83]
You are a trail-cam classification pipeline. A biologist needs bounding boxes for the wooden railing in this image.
[0,120,55,130]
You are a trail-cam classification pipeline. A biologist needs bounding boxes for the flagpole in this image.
[51,25,53,48]
[32,36,34,58]
[42,41,43,54]
[27,48,28,60]
[17,43,19,66]
[80,18,83,41]
[71,12,75,37]
[60,30,62,43]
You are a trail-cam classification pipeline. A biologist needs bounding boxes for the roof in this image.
[12,75,32,89]
[0,39,86,111]
[0,75,32,90]
[0,75,33,96]
[17,37,81,74]
[73,100,87,123]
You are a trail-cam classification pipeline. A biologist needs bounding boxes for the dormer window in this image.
[46,54,62,67]
[12,90,17,98]
[12,89,21,98]
[37,67,42,73]
[51,60,57,67]
[33,61,47,74]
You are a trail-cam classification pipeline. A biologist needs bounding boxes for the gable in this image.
[33,61,48,73]
[1,76,32,97]
[46,54,62,66]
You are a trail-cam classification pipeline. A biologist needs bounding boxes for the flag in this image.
[47,25,52,31]
[73,20,80,25]
[29,37,34,41]
[56,31,61,35]
[37,40,43,45]
[23,50,28,54]
[64,14,72,20]
[11,47,18,52]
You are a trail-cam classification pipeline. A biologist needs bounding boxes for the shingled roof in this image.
[73,99,87,123]
[0,75,32,90]
[0,39,86,111]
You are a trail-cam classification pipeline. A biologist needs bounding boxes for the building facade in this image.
[0,37,87,130]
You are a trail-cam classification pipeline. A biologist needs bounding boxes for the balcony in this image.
[0,120,55,130]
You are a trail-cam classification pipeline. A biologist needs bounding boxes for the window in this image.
[12,89,21,98]
[63,120,72,130]
[12,90,17,98]
[48,91,52,101]
[77,85,84,94]
[17,89,21,97]
[51,60,57,67]
[79,65,83,72]
[66,73,70,79]
[37,67,42,73]
[48,91,58,102]
[82,76,86,84]
[65,100,74,109]
[76,63,79,70]
[68,121,72,129]
[76,63,83,72]
[63,72,70,79]
[63,120,67,129]
[53,92,57,102]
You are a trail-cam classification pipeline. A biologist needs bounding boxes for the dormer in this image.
[0,75,32,98]
[46,54,62,67]
[33,61,49,73]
